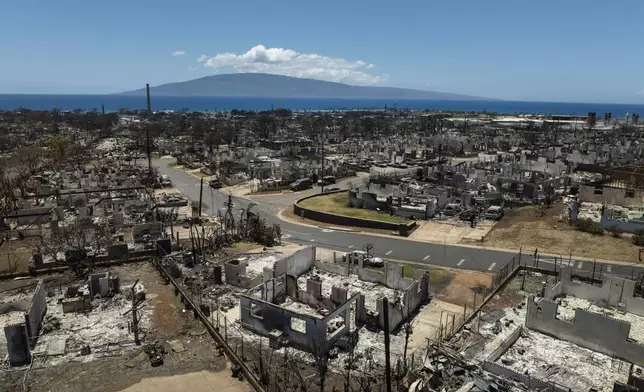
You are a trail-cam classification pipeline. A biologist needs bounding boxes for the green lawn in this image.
[299,191,409,224]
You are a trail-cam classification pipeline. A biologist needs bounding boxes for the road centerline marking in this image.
[457,259,465,266]
[607,265,612,273]
[423,255,430,261]
[488,262,497,271]
[385,250,393,256]
[348,245,354,249]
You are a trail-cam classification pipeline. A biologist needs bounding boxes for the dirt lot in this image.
[478,203,641,263]
[0,262,248,392]
[298,191,409,224]
[398,262,493,308]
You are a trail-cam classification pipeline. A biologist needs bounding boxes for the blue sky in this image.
[1,0,643,103]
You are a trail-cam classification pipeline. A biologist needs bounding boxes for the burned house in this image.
[238,246,430,355]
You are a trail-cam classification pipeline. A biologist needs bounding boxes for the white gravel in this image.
[297,268,399,312]
[501,329,629,392]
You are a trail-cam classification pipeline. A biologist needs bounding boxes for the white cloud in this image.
[636,89,644,95]
[172,51,186,57]
[188,66,197,72]
[197,45,387,85]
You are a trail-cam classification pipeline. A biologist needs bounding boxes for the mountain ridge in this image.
[118,73,494,100]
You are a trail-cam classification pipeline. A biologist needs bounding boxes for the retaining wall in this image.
[294,191,417,233]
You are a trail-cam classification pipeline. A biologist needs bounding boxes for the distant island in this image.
[118,73,493,100]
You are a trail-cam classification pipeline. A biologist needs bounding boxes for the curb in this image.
[317,225,358,233]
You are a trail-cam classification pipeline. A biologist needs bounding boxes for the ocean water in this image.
[0,94,642,116]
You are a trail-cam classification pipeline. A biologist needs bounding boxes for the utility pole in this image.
[320,129,325,194]
[145,84,153,182]
[130,279,142,345]
[198,177,204,219]
[383,297,393,392]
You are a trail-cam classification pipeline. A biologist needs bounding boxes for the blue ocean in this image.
[0,94,642,116]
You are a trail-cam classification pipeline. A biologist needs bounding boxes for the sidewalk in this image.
[277,207,643,268]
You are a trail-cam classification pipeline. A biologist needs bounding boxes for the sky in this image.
[1,0,643,103]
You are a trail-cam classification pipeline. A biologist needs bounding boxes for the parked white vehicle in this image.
[341,250,384,267]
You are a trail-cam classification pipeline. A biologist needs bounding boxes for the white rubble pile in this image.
[462,296,528,362]
[333,324,407,371]
[33,290,154,365]
[0,292,32,327]
[577,202,603,222]
[280,297,323,319]
[240,254,278,278]
[500,329,629,392]
[298,268,398,312]
[556,296,644,343]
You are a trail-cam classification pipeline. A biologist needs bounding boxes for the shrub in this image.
[608,225,623,238]
[575,218,604,236]
[633,229,644,246]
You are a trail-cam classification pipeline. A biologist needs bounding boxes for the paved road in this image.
[153,158,644,279]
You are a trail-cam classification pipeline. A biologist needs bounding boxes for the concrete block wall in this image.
[225,260,252,288]
[601,207,644,234]
[239,295,328,353]
[132,222,162,242]
[482,361,567,392]
[4,324,30,366]
[623,280,644,316]
[545,266,644,317]
[108,243,129,260]
[385,263,413,290]
[526,296,644,364]
[331,286,348,305]
[357,267,385,285]
[262,276,286,303]
[377,298,404,332]
[314,261,348,276]
[486,326,523,362]
[306,279,322,300]
[274,246,315,277]
[25,281,46,348]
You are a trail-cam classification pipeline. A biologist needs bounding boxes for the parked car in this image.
[290,178,313,191]
[341,250,384,267]
[317,175,336,186]
[485,205,505,220]
[209,179,222,189]
[160,175,172,187]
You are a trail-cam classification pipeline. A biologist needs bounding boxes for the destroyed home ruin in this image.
[238,246,430,355]
[1,281,47,366]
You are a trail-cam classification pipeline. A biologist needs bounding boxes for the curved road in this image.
[153,158,644,279]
